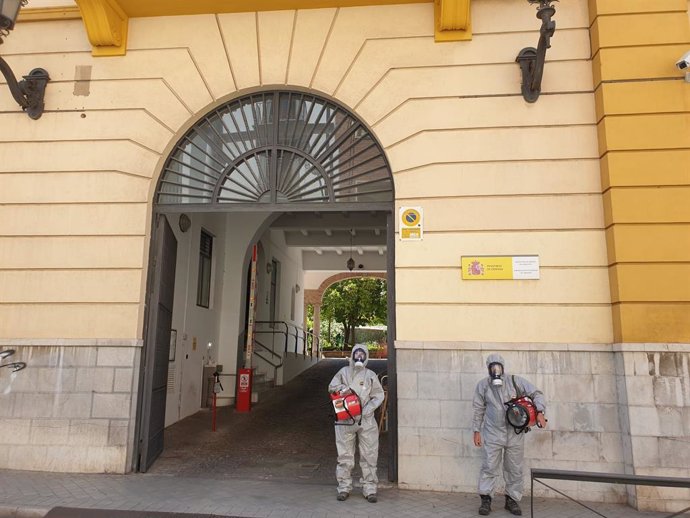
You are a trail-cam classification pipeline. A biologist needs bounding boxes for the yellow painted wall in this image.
[1,1,610,343]
[590,0,690,343]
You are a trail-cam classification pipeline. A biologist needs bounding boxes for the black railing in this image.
[253,337,283,383]
[531,468,690,518]
[254,321,320,359]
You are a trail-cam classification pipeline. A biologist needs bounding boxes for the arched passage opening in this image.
[136,88,398,483]
[304,272,387,351]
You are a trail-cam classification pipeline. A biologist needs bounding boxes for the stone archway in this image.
[140,87,396,472]
[304,272,387,350]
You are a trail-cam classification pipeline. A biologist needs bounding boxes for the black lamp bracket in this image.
[516,0,557,103]
[0,56,49,119]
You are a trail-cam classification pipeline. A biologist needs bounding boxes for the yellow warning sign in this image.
[400,206,423,241]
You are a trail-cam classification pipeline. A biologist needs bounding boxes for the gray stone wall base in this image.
[0,343,140,474]
[615,348,690,512]
[395,342,690,512]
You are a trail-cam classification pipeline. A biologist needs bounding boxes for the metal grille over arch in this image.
[156,91,393,208]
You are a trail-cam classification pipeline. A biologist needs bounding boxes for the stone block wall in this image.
[615,345,690,512]
[396,342,690,509]
[0,341,140,473]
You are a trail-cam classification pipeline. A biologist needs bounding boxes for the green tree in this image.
[320,278,387,349]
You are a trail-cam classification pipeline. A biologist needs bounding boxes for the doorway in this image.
[135,89,398,481]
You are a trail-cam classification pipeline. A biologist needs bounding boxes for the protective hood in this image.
[485,353,505,369]
[486,353,506,386]
[349,344,369,369]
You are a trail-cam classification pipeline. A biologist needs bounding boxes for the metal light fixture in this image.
[516,0,557,103]
[0,0,50,119]
[346,229,355,271]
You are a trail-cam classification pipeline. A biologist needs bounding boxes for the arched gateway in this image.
[155,90,393,210]
[138,89,397,474]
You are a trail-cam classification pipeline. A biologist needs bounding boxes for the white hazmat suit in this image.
[472,354,546,503]
[328,344,385,500]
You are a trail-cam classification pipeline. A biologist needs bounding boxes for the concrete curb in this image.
[0,505,48,518]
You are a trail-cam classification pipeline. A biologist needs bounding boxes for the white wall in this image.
[164,212,309,419]
[304,271,342,291]
[215,212,272,406]
[252,229,306,385]
[164,212,227,427]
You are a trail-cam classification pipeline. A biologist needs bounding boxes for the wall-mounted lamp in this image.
[515,0,557,103]
[0,0,50,119]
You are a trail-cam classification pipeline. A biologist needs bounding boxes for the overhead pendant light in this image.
[346,229,355,271]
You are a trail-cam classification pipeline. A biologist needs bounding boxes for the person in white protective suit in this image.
[328,344,385,503]
[472,354,547,516]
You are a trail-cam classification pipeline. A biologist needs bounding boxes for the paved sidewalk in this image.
[0,470,675,518]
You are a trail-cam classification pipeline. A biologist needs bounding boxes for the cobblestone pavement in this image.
[148,359,389,484]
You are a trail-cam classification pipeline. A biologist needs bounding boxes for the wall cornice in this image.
[19,0,473,56]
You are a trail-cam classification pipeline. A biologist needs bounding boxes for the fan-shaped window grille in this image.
[156,91,393,207]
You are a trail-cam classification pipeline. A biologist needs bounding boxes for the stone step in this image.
[251,373,276,403]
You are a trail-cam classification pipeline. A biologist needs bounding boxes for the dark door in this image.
[138,214,177,471]
[386,211,397,482]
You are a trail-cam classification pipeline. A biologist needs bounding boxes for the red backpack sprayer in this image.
[504,375,546,434]
[330,389,362,426]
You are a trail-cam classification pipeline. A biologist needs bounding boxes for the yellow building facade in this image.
[0,0,688,512]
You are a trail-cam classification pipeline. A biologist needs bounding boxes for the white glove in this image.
[362,404,376,417]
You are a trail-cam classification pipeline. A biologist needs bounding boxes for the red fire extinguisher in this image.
[330,390,362,425]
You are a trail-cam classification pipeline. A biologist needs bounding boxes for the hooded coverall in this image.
[328,344,385,497]
[472,354,546,501]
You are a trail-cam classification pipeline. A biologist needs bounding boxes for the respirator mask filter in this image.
[353,349,366,368]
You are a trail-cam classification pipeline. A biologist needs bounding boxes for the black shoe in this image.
[478,495,492,515]
[505,495,522,516]
[366,494,377,503]
[337,492,349,501]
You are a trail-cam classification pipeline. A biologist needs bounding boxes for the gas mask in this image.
[488,362,504,386]
[353,349,366,369]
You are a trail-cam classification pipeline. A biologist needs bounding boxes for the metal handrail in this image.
[530,468,690,518]
[253,337,283,363]
[251,321,320,384]
[255,320,320,358]
[253,338,283,383]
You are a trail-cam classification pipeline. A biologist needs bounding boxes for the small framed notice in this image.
[461,256,540,280]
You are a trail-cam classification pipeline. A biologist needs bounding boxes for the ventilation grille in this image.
[167,369,175,393]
